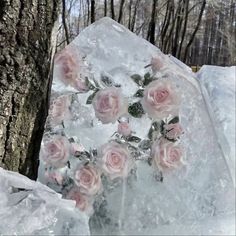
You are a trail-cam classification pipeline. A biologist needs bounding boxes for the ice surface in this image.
[37,17,235,235]
[197,65,236,185]
[0,167,90,235]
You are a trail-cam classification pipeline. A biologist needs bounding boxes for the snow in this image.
[0,167,90,235]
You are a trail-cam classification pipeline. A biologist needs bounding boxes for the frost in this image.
[0,168,90,235]
[197,65,236,185]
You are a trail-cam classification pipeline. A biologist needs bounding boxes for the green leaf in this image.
[133,89,144,97]
[138,139,151,150]
[86,90,98,104]
[130,74,143,85]
[168,116,179,124]
[144,72,151,80]
[101,75,113,87]
[143,72,153,86]
[85,77,100,90]
[126,136,141,143]
[148,121,160,140]
[128,102,145,118]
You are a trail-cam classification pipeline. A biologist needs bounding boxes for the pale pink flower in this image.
[44,170,64,185]
[92,87,127,124]
[41,136,70,168]
[118,122,132,137]
[163,123,183,140]
[48,95,71,126]
[74,164,102,195]
[99,142,133,180]
[66,188,93,214]
[55,48,88,92]
[70,143,85,156]
[142,80,180,119]
[151,56,166,73]
[151,139,184,171]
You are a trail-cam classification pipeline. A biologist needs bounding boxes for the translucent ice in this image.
[38,17,235,235]
[0,168,90,235]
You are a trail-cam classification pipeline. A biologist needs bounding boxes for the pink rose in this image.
[151,56,167,73]
[142,80,180,119]
[118,122,132,137]
[44,169,64,185]
[163,123,183,140]
[41,136,70,168]
[74,164,102,195]
[70,143,85,156]
[99,142,133,179]
[55,48,88,92]
[151,139,184,171]
[48,95,71,126]
[92,87,127,124]
[66,188,93,214]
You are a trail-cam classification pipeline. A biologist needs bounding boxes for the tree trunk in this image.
[148,0,158,45]
[62,0,70,45]
[110,0,115,20]
[118,0,125,23]
[0,0,59,179]
[104,0,107,16]
[91,0,95,23]
[183,0,206,63]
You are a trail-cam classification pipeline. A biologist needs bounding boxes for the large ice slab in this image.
[197,65,236,185]
[0,168,90,235]
[39,17,235,235]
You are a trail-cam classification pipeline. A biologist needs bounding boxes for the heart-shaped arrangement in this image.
[39,46,186,215]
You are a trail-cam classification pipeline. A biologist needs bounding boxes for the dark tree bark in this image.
[86,0,90,26]
[0,0,59,179]
[207,9,217,65]
[183,0,206,62]
[118,0,125,23]
[91,0,95,23]
[148,0,158,45]
[201,6,211,65]
[104,0,107,16]
[128,0,133,30]
[130,0,140,32]
[62,0,70,45]
[177,0,189,59]
[172,0,184,56]
[110,0,115,20]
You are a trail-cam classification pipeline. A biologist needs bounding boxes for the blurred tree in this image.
[0,0,59,179]
[57,0,236,65]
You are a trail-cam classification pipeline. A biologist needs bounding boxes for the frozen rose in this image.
[48,95,71,126]
[55,48,88,92]
[92,87,127,124]
[118,122,132,137]
[44,169,64,185]
[41,136,70,168]
[66,188,93,214]
[163,123,183,140]
[70,143,85,156]
[151,56,166,73]
[151,139,184,171]
[74,164,102,195]
[99,142,133,179]
[142,80,180,119]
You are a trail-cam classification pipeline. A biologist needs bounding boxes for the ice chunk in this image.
[197,65,236,185]
[38,17,235,235]
[0,167,90,235]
